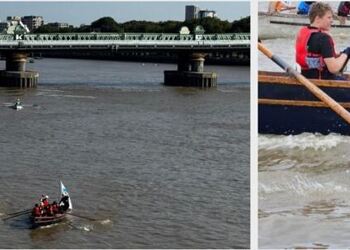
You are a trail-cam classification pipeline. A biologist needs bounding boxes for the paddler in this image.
[337,2,350,25]
[295,2,350,80]
[268,1,291,14]
[52,201,59,214]
[40,195,49,207]
[32,204,41,217]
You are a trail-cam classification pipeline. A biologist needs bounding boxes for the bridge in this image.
[0,31,250,88]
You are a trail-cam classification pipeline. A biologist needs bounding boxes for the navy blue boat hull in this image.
[258,71,350,135]
[259,105,350,135]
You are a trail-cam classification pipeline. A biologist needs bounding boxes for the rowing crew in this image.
[32,194,70,217]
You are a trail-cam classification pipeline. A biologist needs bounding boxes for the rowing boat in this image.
[32,213,67,228]
[259,71,350,135]
[31,181,72,228]
[259,11,350,39]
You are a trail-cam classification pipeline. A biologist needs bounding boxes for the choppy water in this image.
[259,134,350,249]
[259,13,350,248]
[0,58,250,248]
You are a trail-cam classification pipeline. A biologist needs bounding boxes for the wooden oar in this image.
[5,209,31,216]
[68,213,99,221]
[280,6,296,12]
[258,42,350,125]
[2,211,31,221]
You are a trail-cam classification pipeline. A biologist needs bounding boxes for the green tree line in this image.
[34,16,250,34]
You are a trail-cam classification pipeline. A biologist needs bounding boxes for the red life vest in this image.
[295,26,336,71]
[52,204,59,214]
[46,205,54,216]
[32,206,41,217]
[43,199,49,207]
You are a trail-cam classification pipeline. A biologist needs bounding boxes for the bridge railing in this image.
[0,32,250,42]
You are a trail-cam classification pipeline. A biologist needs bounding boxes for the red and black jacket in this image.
[295,26,336,79]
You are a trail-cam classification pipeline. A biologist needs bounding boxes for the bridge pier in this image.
[164,53,217,87]
[0,52,38,88]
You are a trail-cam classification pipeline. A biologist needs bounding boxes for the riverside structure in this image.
[0,28,250,88]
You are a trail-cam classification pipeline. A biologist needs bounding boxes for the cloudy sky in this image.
[0,1,250,26]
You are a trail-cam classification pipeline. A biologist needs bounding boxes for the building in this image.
[185,5,217,21]
[0,16,29,34]
[7,16,21,21]
[0,22,8,33]
[47,22,70,29]
[21,16,44,32]
[198,10,217,19]
[185,5,199,21]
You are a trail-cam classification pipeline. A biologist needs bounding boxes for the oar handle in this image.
[258,42,350,126]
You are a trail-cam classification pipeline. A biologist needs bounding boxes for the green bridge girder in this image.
[0,32,250,42]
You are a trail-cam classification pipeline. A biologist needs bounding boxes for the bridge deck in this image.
[0,32,250,51]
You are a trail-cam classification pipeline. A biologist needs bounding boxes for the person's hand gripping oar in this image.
[258,42,350,126]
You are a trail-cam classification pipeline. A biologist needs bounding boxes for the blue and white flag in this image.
[60,181,73,211]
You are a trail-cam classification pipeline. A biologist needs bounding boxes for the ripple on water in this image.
[259,132,350,248]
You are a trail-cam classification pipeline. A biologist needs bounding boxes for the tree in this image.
[230,16,250,33]
[33,16,250,34]
[90,17,121,32]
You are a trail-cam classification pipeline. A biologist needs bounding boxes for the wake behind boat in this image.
[31,181,72,228]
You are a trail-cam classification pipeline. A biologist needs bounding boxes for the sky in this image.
[0,1,250,26]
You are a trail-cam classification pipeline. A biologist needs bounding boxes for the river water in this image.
[0,59,250,248]
[259,17,350,248]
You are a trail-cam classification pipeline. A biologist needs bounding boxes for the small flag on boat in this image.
[60,181,73,211]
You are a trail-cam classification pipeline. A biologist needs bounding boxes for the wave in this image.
[36,93,96,99]
[259,133,350,151]
[259,173,350,196]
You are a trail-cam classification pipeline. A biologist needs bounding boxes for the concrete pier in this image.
[164,53,217,87]
[0,70,39,88]
[164,71,217,87]
[0,52,39,88]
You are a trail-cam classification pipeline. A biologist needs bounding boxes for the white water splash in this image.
[78,225,93,232]
[259,133,350,151]
[100,219,112,225]
[259,174,349,196]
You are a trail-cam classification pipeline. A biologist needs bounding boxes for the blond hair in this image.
[309,2,333,23]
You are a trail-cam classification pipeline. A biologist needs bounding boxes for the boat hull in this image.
[31,213,67,228]
[258,71,350,135]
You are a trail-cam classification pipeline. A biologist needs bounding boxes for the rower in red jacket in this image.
[52,201,59,214]
[32,204,41,217]
[40,195,49,207]
[46,204,54,216]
